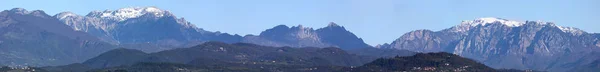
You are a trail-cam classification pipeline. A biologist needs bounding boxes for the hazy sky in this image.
[1,0,599,45]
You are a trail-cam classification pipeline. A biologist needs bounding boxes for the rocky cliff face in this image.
[387,29,463,52]
[0,8,116,66]
[316,23,371,49]
[385,17,600,71]
[243,22,371,49]
[243,25,330,48]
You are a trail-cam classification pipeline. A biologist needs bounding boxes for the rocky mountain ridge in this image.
[56,7,373,51]
[382,17,600,71]
[0,8,116,66]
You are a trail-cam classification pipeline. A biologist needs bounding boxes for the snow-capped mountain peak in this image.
[452,17,585,35]
[55,12,79,20]
[461,17,524,27]
[9,8,29,14]
[327,22,340,27]
[89,6,168,21]
[557,26,585,35]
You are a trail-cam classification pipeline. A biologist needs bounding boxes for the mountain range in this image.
[40,46,532,72]
[0,7,599,72]
[0,8,116,66]
[55,7,243,52]
[380,17,600,71]
[41,41,415,72]
[55,7,371,52]
[0,7,375,67]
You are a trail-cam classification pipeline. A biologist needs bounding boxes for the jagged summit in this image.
[387,17,598,71]
[291,24,312,29]
[51,7,243,49]
[0,8,117,67]
[54,7,173,22]
[272,25,290,29]
[6,8,50,17]
[327,22,340,27]
[321,22,346,30]
[557,26,585,35]
[8,8,28,14]
[460,17,563,28]
[461,17,524,27]
[55,11,80,20]
[453,17,584,34]
[246,23,371,49]
[85,6,170,21]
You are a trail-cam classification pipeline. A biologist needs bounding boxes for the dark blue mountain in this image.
[0,8,116,66]
[55,7,243,52]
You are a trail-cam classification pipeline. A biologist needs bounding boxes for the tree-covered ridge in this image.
[39,46,539,72]
[347,52,540,72]
[41,41,416,72]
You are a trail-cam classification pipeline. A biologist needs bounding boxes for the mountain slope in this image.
[0,8,116,66]
[316,23,371,49]
[55,7,242,52]
[61,52,530,72]
[82,41,401,69]
[45,41,414,72]
[348,52,497,72]
[242,22,371,49]
[385,17,600,71]
[57,7,372,51]
[82,48,149,68]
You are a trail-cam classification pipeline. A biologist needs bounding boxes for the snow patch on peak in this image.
[93,7,168,21]
[452,17,523,32]
[453,17,586,35]
[9,8,28,12]
[56,12,79,20]
[289,25,319,39]
[461,17,524,27]
[327,22,340,27]
[143,7,162,13]
[557,26,585,35]
[9,8,31,15]
[524,20,585,35]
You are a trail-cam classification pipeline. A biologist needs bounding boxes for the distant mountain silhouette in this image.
[243,22,371,49]
[57,7,372,52]
[383,17,600,71]
[0,8,116,66]
[1,7,598,72]
[44,51,535,72]
[42,41,414,72]
[0,7,375,67]
[344,52,540,72]
[55,7,242,52]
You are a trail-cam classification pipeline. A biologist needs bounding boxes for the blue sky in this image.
[1,0,599,45]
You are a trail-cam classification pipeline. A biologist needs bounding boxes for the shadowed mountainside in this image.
[42,41,415,72]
